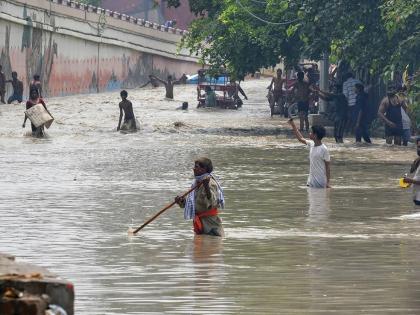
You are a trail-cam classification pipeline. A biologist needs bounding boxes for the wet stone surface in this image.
[0,253,74,315]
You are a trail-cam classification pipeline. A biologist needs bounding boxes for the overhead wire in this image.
[235,0,300,25]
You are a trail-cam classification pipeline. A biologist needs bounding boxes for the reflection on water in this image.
[1,80,420,314]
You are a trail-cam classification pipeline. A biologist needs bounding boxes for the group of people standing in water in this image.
[268,68,413,147]
[0,65,46,137]
[2,67,418,237]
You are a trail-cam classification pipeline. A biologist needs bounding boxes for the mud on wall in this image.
[0,0,200,98]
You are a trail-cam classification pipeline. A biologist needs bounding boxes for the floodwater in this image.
[0,79,419,314]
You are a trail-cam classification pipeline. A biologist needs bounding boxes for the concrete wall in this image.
[0,0,200,97]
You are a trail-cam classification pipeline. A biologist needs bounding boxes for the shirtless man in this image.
[29,74,42,98]
[0,65,6,104]
[267,69,285,108]
[117,90,137,132]
[291,71,312,132]
[229,79,248,107]
[378,86,405,145]
[150,74,180,99]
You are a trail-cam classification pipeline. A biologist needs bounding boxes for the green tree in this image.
[169,0,418,77]
[381,0,420,128]
[168,0,419,125]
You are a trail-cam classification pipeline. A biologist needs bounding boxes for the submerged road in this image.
[0,79,419,314]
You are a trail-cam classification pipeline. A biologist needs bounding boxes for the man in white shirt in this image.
[288,118,331,188]
[342,72,361,132]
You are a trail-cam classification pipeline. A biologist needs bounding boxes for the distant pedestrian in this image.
[316,84,348,143]
[164,20,176,28]
[149,74,180,99]
[291,71,312,132]
[305,64,319,85]
[229,79,247,107]
[288,118,331,188]
[204,86,217,107]
[342,72,361,132]
[6,71,24,104]
[29,74,42,98]
[354,83,372,144]
[267,69,285,109]
[0,65,6,104]
[378,86,405,145]
[117,90,137,132]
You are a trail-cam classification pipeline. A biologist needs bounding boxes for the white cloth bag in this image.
[25,104,54,128]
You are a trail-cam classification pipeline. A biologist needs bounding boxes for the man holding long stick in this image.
[175,157,225,237]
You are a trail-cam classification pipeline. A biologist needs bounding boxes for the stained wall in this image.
[0,0,200,97]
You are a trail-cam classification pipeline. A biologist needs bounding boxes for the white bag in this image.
[25,104,54,128]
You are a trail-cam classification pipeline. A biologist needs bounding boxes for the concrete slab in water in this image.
[0,253,74,315]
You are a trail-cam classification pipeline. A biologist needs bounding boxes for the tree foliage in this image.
[168,0,419,80]
[381,0,420,127]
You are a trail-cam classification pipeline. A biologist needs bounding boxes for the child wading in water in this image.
[175,157,225,236]
[403,137,420,207]
[117,90,137,132]
[288,118,331,188]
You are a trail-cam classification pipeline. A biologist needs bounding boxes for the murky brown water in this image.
[1,80,419,314]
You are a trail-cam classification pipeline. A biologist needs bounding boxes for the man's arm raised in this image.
[150,75,166,85]
[288,118,308,145]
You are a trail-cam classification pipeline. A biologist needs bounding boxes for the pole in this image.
[319,52,329,113]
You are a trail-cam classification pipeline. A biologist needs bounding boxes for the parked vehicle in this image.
[196,70,239,109]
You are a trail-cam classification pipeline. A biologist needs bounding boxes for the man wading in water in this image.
[23,88,49,137]
[288,118,331,188]
[267,69,285,111]
[175,158,225,236]
[149,74,180,99]
[117,90,137,132]
[378,86,406,145]
[6,71,24,104]
[290,71,312,132]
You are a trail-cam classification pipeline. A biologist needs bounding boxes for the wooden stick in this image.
[131,182,203,234]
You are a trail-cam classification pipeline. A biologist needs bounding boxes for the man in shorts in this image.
[291,71,312,132]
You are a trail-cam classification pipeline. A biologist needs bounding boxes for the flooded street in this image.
[0,79,419,314]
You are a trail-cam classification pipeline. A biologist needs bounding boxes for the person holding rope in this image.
[175,157,225,237]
